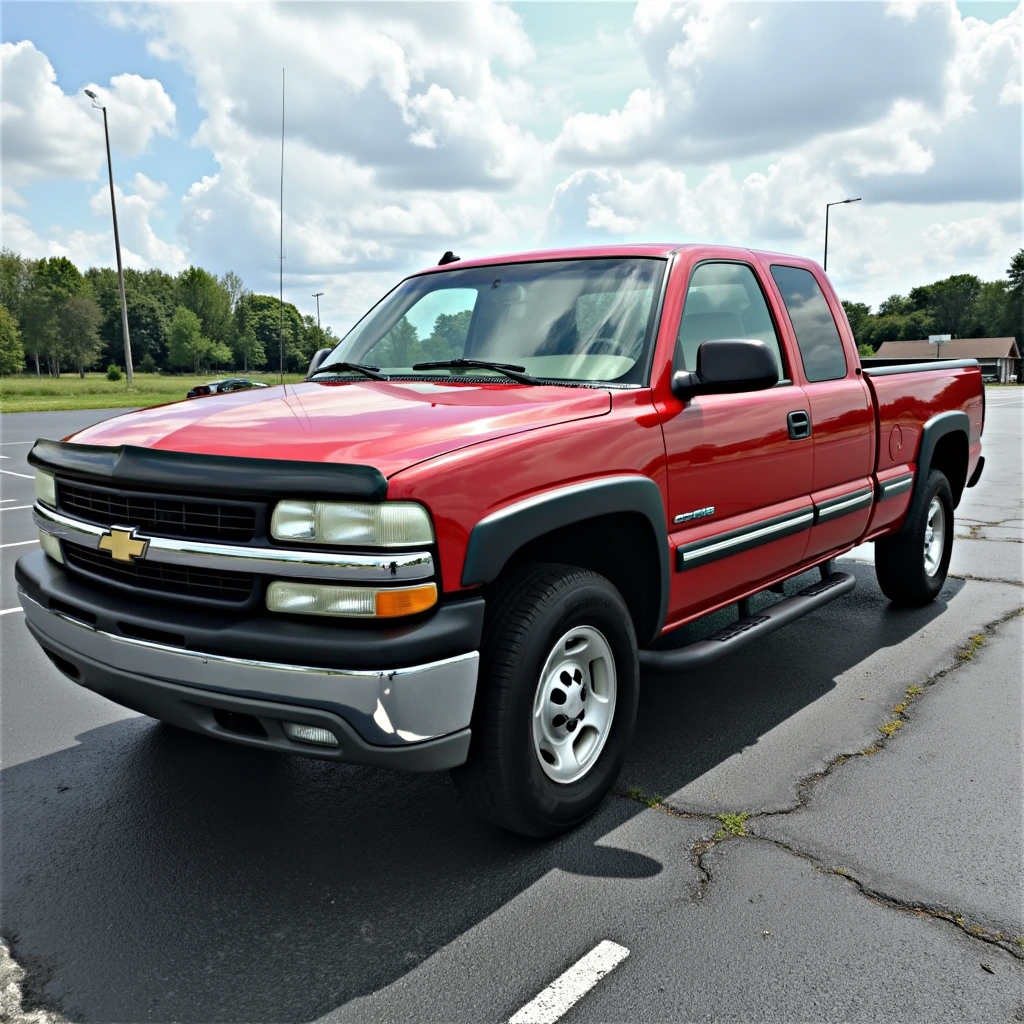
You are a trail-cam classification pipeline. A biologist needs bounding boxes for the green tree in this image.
[236,293,305,372]
[84,266,121,367]
[58,294,103,377]
[878,294,912,317]
[220,270,246,315]
[32,256,85,298]
[167,305,211,373]
[969,280,1010,338]
[0,249,32,321]
[422,310,472,361]
[20,285,61,375]
[234,323,266,371]
[373,315,419,367]
[841,300,872,345]
[1006,249,1023,345]
[177,266,234,349]
[925,274,982,338]
[0,304,25,375]
[301,315,338,362]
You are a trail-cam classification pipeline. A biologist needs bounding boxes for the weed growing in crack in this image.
[622,786,663,808]
[714,812,750,839]
[957,634,986,661]
[906,685,924,697]
[892,701,909,714]
[878,719,904,737]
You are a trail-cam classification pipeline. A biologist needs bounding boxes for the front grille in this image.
[57,481,257,542]
[64,543,255,604]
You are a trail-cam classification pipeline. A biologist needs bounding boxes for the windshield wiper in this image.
[307,361,388,381]
[410,358,541,385]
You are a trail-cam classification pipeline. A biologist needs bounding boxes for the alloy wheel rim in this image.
[923,496,946,577]
[531,625,617,785]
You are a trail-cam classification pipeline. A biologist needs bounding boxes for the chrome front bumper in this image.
[19,588,479,770]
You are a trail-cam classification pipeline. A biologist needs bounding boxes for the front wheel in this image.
[451,564,639,837]
[875,469,954,606]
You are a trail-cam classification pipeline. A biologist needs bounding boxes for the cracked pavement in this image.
[1,391,1022,1023]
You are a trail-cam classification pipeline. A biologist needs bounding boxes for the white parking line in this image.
[0,607,24,617]
[508,940,630,1024]
[0,441,34,445]
[0,539,38,549]
[0,470,34,479]
[0,506,33,513]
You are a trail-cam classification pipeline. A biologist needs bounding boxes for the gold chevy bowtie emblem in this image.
[98,527,150,563]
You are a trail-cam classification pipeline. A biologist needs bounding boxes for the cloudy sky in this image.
[2,1,1020,335]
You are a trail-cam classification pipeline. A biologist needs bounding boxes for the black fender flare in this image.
[899,410,970,533]
[461,475,670,638]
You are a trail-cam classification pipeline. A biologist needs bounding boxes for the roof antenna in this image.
[438,250,460,266]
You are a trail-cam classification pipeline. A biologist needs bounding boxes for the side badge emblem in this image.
[674,506,715,525]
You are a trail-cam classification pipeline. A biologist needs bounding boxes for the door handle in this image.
[787,411,811,440]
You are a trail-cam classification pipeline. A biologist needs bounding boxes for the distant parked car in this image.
[981,373,998,384]
[186,378,269,399]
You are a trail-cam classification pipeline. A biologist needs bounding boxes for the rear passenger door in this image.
[766,263,875,561]
[658,260,814,627]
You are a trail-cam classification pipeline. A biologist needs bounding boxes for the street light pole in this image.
[312,291,324,329]
[85,89,133,385]
[823,197,862,273]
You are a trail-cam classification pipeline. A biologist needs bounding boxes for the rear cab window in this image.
[769,265,848,382]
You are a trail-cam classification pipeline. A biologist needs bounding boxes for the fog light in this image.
[39,530,63,564]
[283,722,340,747]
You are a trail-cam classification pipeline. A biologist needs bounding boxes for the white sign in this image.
[928,334,952,344]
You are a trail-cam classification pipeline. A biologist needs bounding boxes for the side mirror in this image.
[307,348,332,376]
[671,338,778,400]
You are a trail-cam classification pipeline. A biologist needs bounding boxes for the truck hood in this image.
[69,380,612,477]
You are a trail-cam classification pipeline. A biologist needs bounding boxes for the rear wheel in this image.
[451,564,639,837]
[875,469,954,606]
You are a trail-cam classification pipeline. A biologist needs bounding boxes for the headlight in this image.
[266,581,437,618]
[35,470,57,509]
[270,500,434,547]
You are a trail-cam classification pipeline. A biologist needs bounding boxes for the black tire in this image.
[875,469,954,606]
[451,564,639,837]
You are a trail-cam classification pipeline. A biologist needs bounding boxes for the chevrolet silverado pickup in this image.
[17,244,985,836]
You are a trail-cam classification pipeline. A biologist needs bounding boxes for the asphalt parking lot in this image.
[1,390,1022,1023]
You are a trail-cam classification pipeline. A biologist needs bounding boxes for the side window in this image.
[770,265,848,382]
[676,263,786,378]
[363,288,477,368]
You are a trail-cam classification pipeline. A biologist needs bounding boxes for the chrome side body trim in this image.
[33,503,434,582]
[19,590,478,747]
[879,474,914,500]
[676,507,814,570]
[813,487,874,523]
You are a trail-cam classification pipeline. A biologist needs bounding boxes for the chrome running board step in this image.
[639,571,856,674]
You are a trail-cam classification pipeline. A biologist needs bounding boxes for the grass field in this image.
[0,372,304,414]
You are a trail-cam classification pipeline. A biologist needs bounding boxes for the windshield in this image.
[325,258,666,385]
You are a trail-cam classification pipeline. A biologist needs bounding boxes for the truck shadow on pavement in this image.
[0,563,962,1022]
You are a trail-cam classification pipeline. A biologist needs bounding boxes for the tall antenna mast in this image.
[279,67,285,385]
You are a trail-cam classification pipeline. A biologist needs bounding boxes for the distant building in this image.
[867,338,1021,383]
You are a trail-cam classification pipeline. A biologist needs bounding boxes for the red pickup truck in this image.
[17,244,985,836]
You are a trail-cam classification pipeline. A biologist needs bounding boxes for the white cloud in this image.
[121,1,545,192]
[557,1,955,164]
[0,41,175,186]
[89,180,187,271]
[3,174,185,273]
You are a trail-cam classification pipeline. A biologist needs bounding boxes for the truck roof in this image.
[415,243,820,276]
